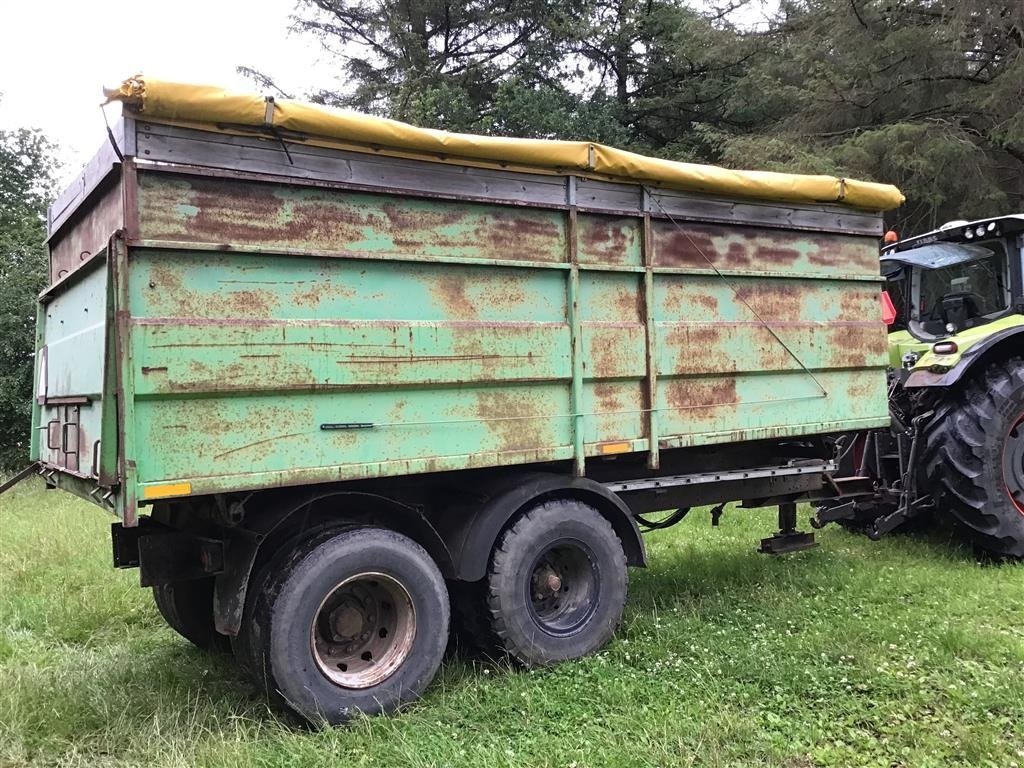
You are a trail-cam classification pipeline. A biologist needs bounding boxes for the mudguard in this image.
[905,325,1024,388]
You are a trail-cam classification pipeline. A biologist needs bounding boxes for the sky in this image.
[1,0,778,188]
[0,0,325,184]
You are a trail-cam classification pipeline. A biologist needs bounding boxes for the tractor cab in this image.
[881,215,1023,340]
[881,215,1024,379]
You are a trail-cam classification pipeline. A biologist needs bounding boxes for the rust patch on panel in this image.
[469,213,564,262]
[826,324,887,369]
[660,284,721,317]
[655,226,729,268]
[475,390,549,452]
[733,284,803,322]
[589,331,618,378]
[592,382,622,415]
[49,180,124,283]
[141,175,565,263]
[613,285,643,322]
[380,202,464,230]
[579,216,638,265]
[432,274,478,319]
[663,325,734,375]
[652,220,877,273]
[586,325,645,379]
[148,265,281,318]
[155,179,362,245]
[845,374,879,401]
[806,238,879,271]
[692,294,720,314]
[664,376,739,414]
[838,287,880,321]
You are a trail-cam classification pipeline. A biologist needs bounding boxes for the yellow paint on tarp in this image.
[107,75,905,211]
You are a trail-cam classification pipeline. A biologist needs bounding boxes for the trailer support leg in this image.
[759,502,818,554]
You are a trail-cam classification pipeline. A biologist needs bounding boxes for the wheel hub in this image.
[311,572,416,689]
[527,540,599,637]
[532,566,562,600]
[1004,411,1024,515]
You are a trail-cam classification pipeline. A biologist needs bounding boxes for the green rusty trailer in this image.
[26,113,891,724]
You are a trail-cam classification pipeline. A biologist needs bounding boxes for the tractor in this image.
[815,214,1024,558]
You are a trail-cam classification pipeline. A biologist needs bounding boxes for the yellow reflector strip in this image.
[142,482,192,499]
[597,441,631,456]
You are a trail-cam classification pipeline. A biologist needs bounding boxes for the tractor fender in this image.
[905,325,1024,388]
[438,472,647,582]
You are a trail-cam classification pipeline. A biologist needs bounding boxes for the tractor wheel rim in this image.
[1004,411,1024,516]
[311,572,416,689]
[526,538,599,637]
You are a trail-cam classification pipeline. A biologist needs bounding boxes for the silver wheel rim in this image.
[310,572,416,689]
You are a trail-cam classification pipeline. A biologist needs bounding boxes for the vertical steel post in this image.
[641,188,660,470]
[29,302,46,462]
[566,176,585,476]
[111,231,139,526]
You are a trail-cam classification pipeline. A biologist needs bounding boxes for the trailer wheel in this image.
[486,499,627,666]
[152,579,231,652]
[246,527,449,724]
[922,356,1024,559]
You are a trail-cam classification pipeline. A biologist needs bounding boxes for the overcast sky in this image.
[0,0,324,184]
[1,0,777,187]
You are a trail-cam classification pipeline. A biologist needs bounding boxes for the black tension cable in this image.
[99,102,125,163]
[636,507,691,531]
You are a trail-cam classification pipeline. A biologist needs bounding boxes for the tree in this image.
[558,0,760,157]
[260,0,1021,234]
[715,0,1024,232]
[0,118,59,470]
[286,0,566,131]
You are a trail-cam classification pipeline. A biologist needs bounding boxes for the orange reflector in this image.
[142,482,192,499]
[597,441,631,455]
[883,229,899,244]
[881,290,898,326]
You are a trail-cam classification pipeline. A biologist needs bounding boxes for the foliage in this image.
[2,485,1022,766]
[260,0,1023,233]
[287,0,564,130]
[716,0,1024,232]
[0,123,59,470]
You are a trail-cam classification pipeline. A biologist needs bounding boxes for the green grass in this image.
[1,479,1022,768]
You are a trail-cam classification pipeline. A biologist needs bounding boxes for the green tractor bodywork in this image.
[888,315,1024,373]
[817,214,1024,557]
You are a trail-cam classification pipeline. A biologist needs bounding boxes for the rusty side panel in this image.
[136,173,567,264]
[48,180,123,283]
[128,248,575,487]
[578,214,642,267]
[92,162,891,498]
[651,219,879,277]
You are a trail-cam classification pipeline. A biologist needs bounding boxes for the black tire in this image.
[152,578,232,652]
[921,356,1024,559]
[232,524,350,687]
[447,579,499,659]
[485,499,627,666]
[247,527,449,724]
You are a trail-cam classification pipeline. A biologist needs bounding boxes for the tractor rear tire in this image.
[921,356,1024,559]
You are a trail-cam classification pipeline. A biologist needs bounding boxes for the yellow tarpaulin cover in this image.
[107,76,905,211]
